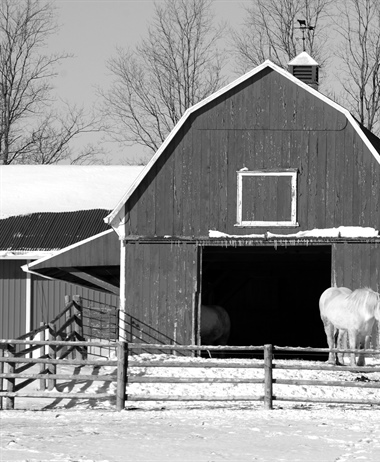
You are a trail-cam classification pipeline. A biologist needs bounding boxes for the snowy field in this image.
[2,354,380,461]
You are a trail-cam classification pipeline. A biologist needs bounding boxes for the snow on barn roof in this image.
[0,165,144,219]
[105,57,380,231]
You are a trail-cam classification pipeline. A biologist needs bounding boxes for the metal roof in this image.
[0,209,111,252]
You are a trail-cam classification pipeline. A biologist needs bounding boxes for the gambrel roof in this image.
[105,59,380,232]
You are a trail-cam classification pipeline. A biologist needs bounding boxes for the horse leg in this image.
[335,329,346,366]
[322,318,336,364]
[347,330,357,366]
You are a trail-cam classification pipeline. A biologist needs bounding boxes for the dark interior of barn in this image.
[201,245,332,359]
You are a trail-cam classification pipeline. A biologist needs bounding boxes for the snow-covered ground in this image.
[2,355,380,461]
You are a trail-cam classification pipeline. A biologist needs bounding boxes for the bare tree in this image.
[232,0,334,74]
[0,0,102,165]
[335,0,380,134]
[101,0,226,154]
[18,104,105,165]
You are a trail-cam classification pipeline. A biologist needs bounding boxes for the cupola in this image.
[288,52,319,90]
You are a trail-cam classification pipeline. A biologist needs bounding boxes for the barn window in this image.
[236,169,298,227]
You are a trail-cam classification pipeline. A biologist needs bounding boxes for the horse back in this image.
[319,287,352,317]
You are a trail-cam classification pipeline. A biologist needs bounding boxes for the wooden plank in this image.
[219,130,229,233]
[325,127,336,227]
[334,129,346,225]
[351,244,362,288]
[60,268,119,295]
[343,243,354,288]
[294,130,309,230]
[181,121,193,236]
[360,243,371,288]
[316,131,327,228]
[141,243,152,342]
[197,130,212,236]
[128,377,264,384]
[173,130,183,235]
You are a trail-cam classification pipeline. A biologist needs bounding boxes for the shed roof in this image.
[104,57,380,232]
[0,209,111,256]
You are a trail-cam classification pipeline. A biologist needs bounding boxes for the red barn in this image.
[29,53,380,349]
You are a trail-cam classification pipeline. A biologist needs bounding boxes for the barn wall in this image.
[0,260,27,338]
[0,259,118,338]
[332,242,380,291]
[32,275,119,329]
[123,242,198,344]
[122,69,380,238]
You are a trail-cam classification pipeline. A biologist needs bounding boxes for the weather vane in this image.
[296,19,315,52]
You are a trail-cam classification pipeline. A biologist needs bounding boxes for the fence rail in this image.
[2,341,380,410]
[126,343,380,409]
[0,339,126,411]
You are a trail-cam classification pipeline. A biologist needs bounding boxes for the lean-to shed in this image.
[29,54,380,349]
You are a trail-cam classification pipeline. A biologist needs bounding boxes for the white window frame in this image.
[236,169,298,227]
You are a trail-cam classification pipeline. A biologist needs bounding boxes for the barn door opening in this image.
[201,245,331,356]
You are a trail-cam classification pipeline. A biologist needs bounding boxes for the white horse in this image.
[319,287,380,366]
[200,305,230,346]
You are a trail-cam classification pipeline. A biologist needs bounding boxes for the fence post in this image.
[65,296,73,359]
[264,344,273,410]
[73,295,87,360]
[48,323,56,391]
[5,343,16,410]
[39,322,46,391]
[0,346,4,410]
[116,341,128,411]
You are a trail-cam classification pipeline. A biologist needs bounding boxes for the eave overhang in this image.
[22,229,121,295]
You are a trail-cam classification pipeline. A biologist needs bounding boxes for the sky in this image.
[49,0,250,164]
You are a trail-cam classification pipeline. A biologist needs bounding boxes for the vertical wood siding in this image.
[0,260,26,338]
[124,242,198,344]
[122,69,380,238]
[332,243,380,291]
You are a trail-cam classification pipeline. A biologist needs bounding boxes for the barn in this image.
[0,165,143,339]
[27,53,380,350]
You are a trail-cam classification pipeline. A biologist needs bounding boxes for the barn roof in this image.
[0,209,111,258]
[104,59,380,231]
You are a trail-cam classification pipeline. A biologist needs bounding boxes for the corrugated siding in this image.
[124,242,198,345]
[0,260,26,338]
[0,210,111,251]
[122,69,380,238]
[0,260,118,338]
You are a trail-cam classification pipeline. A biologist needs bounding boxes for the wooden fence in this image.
[0,339,126,411]
[125,344,380,410]
[2,341,380,411]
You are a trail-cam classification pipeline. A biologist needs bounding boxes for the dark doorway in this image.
[201,245,331,356]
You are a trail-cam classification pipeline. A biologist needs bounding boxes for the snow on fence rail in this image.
[2,341,380,411]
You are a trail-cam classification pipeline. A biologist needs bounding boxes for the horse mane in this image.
[346,287,380,316]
